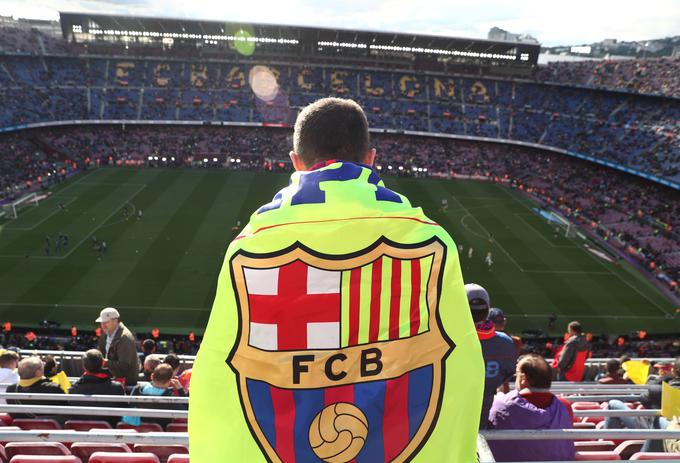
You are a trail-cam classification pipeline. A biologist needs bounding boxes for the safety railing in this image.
[0,404,186,419]
[0,430,188,445]
[0,392,188,404]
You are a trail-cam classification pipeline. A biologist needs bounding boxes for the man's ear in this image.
[362,148,376,167]
[289,151,307,171]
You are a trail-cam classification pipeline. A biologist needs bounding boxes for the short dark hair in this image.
[293,98,370,167]
[142,339,156,354]
[163,354,180,371]
[82,349,104,373]
[151,363,173,384]
[43,355,58,376]
[605,358,621,375]
[568,321,582,334]
[518,354,552,389]
[0,351,19,368]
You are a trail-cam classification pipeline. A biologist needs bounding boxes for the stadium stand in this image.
[1,11,679,463]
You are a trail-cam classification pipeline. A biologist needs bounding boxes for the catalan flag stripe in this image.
[341,256,430,347]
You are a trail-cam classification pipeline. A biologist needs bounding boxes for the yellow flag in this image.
[661,382,680,419]
[189,161,484,463]
[622,360,649,385]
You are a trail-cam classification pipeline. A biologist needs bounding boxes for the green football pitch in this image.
[0,168,677,336]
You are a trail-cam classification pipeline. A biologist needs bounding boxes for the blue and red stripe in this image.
[246,365,433,462]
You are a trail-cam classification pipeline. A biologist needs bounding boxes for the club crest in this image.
[227,237,454,462]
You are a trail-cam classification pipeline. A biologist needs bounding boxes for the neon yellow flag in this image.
[189,162,484,463]
[622,360,649,385]
[662,382,680,419]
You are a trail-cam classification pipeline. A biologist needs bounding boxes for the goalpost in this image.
[546,210,578,238]
[1,192,40,219]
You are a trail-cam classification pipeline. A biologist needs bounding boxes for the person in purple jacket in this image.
[488,354,575,462]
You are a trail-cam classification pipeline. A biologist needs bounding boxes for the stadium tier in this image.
[0,13,678,337]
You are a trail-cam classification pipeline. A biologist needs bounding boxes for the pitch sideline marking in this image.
[512,212,577,249]
[492,183,672,316]
[2,197,78,232]
[0,184,147,260]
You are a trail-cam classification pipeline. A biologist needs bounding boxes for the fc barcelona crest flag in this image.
[189,161,484,463]
[229,239,452,462]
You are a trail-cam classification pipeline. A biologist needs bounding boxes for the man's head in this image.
[567,321,582,336]
[82,349,104,373]
[142,339,156,355]
[464,283,490,323]
[0,351,19,370]
[150,363,174,388]
[515,354,552,390]
[163,354,180,375]
[143,354,162,374]
[488,308,507,331]
[605,358,621,376]
[290,98,374,170]
[96,307,120,335]
[17,356,44,381]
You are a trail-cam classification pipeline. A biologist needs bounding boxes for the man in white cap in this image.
[465,283,517,430]
[96,307,140,387]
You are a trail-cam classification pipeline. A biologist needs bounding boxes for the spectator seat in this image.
[165,423,187,432]
[0,415,13,426]
[134,445,188,463]
[5,442,70,459]
[630,453,680,460]
[65,420,112,431]
[167,455,188,463]
[8,457,81,463]
[70,443,130,461]
[574,440,617,451]
[614,440,645,459]
[575,451,621,460]
[11,419,60,431]
[116,423,163,433]
[89,453,160,463]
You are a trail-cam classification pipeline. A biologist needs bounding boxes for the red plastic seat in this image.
[4,442,70,459]
[630,453,680,460]
[65,420,112,431]
[575,451,621,460]
[89,453,160,463]
[11,419,61,431]
[116,422,163,433]
[573,422,596,429]
[572,402,602,410]
[134,445,188,463]
[0,445,6,463]
[0,414,13,426]
[613,440,645,459]
[165,423,187,432]
[167,455,189,463]
[574,440,616,452]
[70,443,131,461]
[8,457,81,463]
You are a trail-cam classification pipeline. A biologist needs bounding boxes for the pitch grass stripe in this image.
[9,170,146,304]
[378,256,392,342]
[108,171,230,313]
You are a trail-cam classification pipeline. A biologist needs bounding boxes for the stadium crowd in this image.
[2,125,677,293]
[0,55,677,184]
[534,57,680,98]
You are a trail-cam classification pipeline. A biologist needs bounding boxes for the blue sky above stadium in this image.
[2,0,679,46]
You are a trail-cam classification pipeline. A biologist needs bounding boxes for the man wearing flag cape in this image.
[190,97,484,463]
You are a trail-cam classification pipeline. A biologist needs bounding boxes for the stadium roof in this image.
[59,12,540,66]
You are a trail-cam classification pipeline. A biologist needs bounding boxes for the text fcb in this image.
[227,238,454,463]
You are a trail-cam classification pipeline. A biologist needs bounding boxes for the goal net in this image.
[546,210,577,238]
[1,193,39,219]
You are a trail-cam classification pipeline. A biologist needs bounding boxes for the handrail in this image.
[0,430,188,445]
[0,393,188,404]
[0,404,186,418]
[560,395,642,402]
[477,434,496,463]
[481,429,680,440]
[572,409,660,417]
